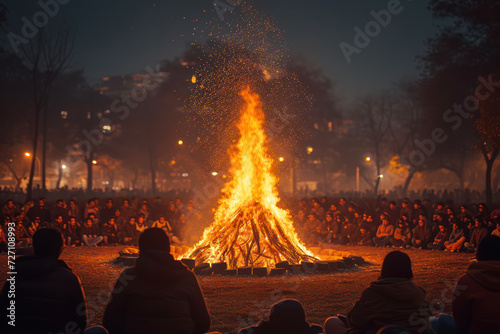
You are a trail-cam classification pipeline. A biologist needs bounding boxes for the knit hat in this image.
[269,299,308,332]
[380,251,413,279]
[139,228,170,252]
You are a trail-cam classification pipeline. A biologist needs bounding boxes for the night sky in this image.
[4,0,437,103]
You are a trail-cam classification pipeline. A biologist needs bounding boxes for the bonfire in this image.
[184,87,316,269]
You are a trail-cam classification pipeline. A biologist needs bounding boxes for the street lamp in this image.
[178,140,184,145]
[92,160,97,165]
[24,152,41,176]
[212,171,218,176]
[365,156,371,162]
[279,157,284,162]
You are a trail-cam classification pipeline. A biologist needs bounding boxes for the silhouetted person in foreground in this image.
[453,235,500,334]
[324,251,431,334]
[0,228,87,333]
[103,228,211,334]
[239,299,323,334]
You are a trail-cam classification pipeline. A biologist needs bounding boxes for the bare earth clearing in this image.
[0,245,473,333]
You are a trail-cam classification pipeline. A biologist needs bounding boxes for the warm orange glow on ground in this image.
[184,87,315,268]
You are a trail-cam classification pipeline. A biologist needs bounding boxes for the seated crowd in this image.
[294,197,499,254]
[1,226,500,333]
[0,197,198,252]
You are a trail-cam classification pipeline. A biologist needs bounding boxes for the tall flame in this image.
[184,87,315,269]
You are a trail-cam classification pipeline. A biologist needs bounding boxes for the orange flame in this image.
[184,87,315,269]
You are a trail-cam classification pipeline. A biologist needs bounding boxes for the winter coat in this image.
[80,223,100,237]
[412,224,431,243]
[393,227,411,242]
[121,223,137,239]
[376,224,394,238]
[0,256,86,333]
[448,229,464,244]
[101,223,118,237]
[347,278,430,334]
[453,261,500,334]
[103,250,211,334]
[469,227,488,247]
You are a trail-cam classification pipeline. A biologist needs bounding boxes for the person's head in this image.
[452,222,460,230]
[329,204,337,211]
[325,213,333,222]
[476,235,500,261]
[413,200,421,209]
[179,213,186,223]
[159,216,165,223]
[397,219,404,228]
[268,299,308,333]
[69,200,76,207]
[56,199,64,208]
[438,224,446,233]
[88,199,95,207]
[339,198,346,206]
[106,199,113,208]
[108,218,115,225]
[38,199,44,207]
[6,200,13,207]
[140,203,148,210]
[496,222,500,232]
[114,208,120,217]
[85,218,92,227]
[139,228,170,253]
[389,201,396,210]
[401,213,409,221]
[308,214,317,223]
[129,217,136,225]
[380,251,413,279]
[175,198,182,206]
[313,201,320,209]
[33,228,64,258]
[478,203,488,213]
[381,215,389,226]
[418,218,425,227]
[169,202,176,211]
[460,205,468,213]
[122,200,129,208]
[475,218,484,229]
[138,214,145,224]
[69,217,76,226]
[34,217,40,225]
[55,215,63,224]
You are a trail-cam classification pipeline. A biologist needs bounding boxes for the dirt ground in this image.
[0,245,474,333]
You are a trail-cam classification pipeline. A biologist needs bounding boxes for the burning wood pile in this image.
[184,87,316,269]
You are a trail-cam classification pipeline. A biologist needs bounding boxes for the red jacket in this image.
[453,261,500,334]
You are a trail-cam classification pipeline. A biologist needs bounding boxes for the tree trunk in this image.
[26,107,41,202]
[86,152,94,193]
[148,141,157,196]
[402,169,416,197]
[483,148,499,207]
[56,160,63,189]
[42,102,47,191]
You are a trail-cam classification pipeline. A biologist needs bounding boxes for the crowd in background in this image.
[0,196,199,252]
[1,192,499,254]
[293,197,500,254]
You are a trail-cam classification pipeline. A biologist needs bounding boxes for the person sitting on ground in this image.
[464,218,489,253]
[324,251,431,334]
[453,235,500,334]
[65,217,81,246]
[151,216,172,235]
[80,218,103,247]
[444,222,466,252]
[427,223,449,251]
[356,224,373,246]
[28,217,42,236]
[390,219,412,249]
[373,215,394,247]
[0,228,87,333]
[121,217,138,246]
[103,228,211,334]
[101,217,119,246]
[492,221,500,237]
[411,217,431,249]
[239,299,323,334]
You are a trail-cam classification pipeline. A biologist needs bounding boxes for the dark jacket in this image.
[101,222,118,237]
[103,250,211,334]
[453,261,500,334]
[80,223,99,237]
[0,256,86,334]
[412,224,431,243]
[347,278,430,334]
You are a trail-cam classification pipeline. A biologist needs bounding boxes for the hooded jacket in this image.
[0,255,86,334]
[453,261,500,334]
[103,249,211,334]
[347,278,430,334]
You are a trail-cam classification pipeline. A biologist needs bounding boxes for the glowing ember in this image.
[184,87,316,269]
